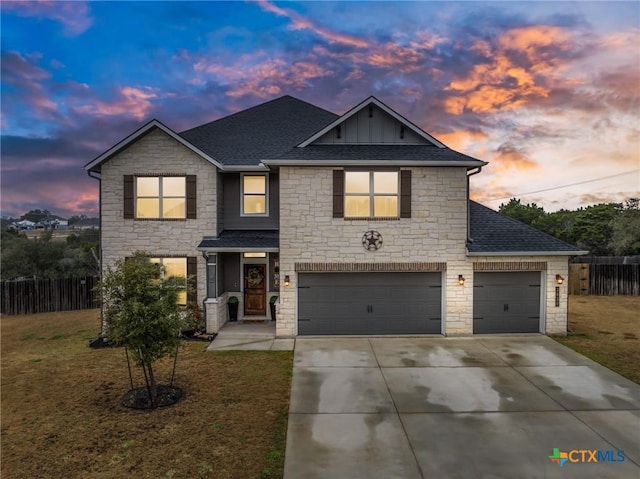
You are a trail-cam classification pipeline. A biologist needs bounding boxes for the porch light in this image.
[284,275,290,286]
[556,274,564,285]
[458,274,465,286]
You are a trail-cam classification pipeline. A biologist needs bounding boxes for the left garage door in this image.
[297,272,441,335]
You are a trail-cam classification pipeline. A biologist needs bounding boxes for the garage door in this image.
[473,272,541,334]
[298,272,441,335]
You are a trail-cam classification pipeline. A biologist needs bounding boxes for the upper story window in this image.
[333,169,410,219]
[124,175,196,220]
[136,176,186,219]
[242,174,267,215]
[345,171,399,217]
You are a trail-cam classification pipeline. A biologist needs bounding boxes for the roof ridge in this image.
[179,95,337,135]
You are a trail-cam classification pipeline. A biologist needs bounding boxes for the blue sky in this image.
[1,1,639,218]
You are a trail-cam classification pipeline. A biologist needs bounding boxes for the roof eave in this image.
[466,249,590,257]
[262,159,487,167]
[84,120,225,172]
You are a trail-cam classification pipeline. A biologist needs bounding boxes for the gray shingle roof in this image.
[180,96,338,166]
[276,144,484,164]
[198,230,279,250]
[468,201,586,254]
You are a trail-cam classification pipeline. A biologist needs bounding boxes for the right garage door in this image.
[473,271,541,334]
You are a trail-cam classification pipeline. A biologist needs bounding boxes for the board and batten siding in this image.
[312,104,428,145]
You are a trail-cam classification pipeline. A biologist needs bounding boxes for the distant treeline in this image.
[498,197,640,256]
[1,228,99,281]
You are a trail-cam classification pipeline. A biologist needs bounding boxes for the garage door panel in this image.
[298,272,441,335]
[473,272,541,334]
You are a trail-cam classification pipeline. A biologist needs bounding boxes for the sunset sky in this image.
[1,1,639,218]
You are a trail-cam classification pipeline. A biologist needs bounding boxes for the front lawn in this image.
[555,295,640,385]
[1,310,293,479]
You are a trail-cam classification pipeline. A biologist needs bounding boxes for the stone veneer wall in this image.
[277,166,570,337]
[100,128,218,330]
[277,166,469,337]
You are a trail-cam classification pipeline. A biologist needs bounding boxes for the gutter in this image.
[466,249,590,257]
[86,169,104,335]
[261,159,488,167]
[466,166,483,243]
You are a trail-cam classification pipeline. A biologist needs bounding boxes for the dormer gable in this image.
[298,96,445,148]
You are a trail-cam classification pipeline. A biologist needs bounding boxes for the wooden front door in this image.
[244,264,266,315]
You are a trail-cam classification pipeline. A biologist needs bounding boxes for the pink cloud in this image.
[73,87,157,120]
[1,1,93,35]
[256,0,368,48]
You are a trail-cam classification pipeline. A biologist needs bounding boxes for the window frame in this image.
[135,176,187,219]
[150,257,188,305]
[240,173,269,217]
[344,170,400,218]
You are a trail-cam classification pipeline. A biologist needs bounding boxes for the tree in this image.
[498,198,546,226]
[100,252,186,408]
[20,209,51,222]
[610,198,640,255]
[571,203,622,255]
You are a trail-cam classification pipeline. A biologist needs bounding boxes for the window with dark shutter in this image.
[400,170,411,218]
[124,175,134,218]
[187,256,197,303]
[186,175,197,219]
[333,170,344,218]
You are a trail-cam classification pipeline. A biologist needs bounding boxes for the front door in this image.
[244,264,266,315]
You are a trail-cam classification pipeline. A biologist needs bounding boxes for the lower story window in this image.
[150,257,187,305]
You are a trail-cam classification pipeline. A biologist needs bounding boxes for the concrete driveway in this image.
[284,336,640,479]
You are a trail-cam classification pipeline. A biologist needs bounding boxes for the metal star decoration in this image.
[362,230,383,251]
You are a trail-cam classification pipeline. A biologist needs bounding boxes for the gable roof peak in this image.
[298,95,446,148]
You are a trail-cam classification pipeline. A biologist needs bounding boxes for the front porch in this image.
[207,319,294,351]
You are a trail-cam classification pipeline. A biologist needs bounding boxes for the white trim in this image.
[223,165,269,172]
[84,120,224,171]
[261,159,486,167]
[466,250,589,256]
[197,247,279,253]
[297,96,447,148]
[240,173,269,217]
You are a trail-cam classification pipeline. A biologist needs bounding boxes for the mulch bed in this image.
[121,385,184,409]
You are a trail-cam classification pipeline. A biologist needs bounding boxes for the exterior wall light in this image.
[284,275,290,286]
[556,274,564,285]
[458,274,465,285]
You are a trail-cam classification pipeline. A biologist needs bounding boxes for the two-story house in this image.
[85,95,586,338]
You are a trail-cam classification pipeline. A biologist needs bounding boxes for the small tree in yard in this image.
[100,252,186,408]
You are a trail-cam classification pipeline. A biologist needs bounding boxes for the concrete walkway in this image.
[284,336,640,479]
[207,320,294,351]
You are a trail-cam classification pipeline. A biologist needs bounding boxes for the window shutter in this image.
[124,175,134,219]
[186,175,197,219]
[333,170,344,218]
[187,256,197,303]
[400,170,411,218]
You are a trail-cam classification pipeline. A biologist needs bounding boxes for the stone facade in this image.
[277,166,469,337]
[100,128,218,329]
[277,165,570,337]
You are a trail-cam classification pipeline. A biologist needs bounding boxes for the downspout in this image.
[87,169,104,335]
[466,167,483,244]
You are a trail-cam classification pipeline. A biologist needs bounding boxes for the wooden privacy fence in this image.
[1,276,99,315]
[569,264,640,296]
